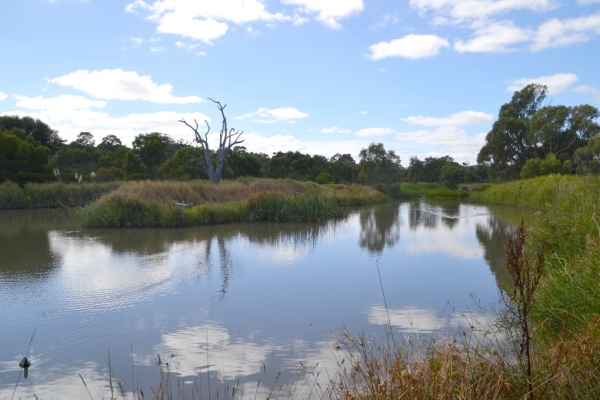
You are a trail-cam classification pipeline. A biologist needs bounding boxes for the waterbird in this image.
[19,358,31,368]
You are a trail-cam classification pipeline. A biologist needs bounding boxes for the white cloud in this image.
[235,107,309,123]
[402,111,493,126]
[395,126,486,162]
[506,73,578,95]
[196,51,207,56]
[150,46,166,52]
[14,94,107,110]
[531,12,600,51]
[0,92,7,101]
[455,20,531,52]
[321,126,351,134]
[241,132,370,159]
[281,0,363,29]
[367,34,449,60]
[410,0,555,23]
[47,69,204,104]
[1,105,211,146]
[359,110,368,115]
[175,41,198,51]
[355,127,396,137]
[292,15,309,26]
[125,0,289,44]
[574,85,600,102]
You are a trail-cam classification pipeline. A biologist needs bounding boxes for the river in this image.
[0,199,530,398]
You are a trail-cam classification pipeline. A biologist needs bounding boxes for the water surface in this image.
[0,199,531,398]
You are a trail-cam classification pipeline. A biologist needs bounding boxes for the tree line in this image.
[1,84,598,191]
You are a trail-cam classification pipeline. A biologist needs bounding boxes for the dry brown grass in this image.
[103,179,322,205]
[99,179,382,206]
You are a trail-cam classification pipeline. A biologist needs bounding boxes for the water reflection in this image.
[0,202,534,399]
[475,209,532,289]
[358,203,401,254]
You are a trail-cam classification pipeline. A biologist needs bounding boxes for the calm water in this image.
[0,199,530,398]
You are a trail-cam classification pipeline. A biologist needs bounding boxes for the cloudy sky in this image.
[1,0,599,165]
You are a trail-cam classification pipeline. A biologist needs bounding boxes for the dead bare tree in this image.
[178,98,244,183]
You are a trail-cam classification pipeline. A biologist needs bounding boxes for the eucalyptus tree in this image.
[179,99,244,184]
[477,84,547,179]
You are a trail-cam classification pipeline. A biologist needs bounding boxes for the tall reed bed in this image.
[0,181,122,209]
[469,174,583,208]
[77,179,388,227]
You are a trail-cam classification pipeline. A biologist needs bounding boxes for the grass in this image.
[0,180,122,209]
[77,178,389,227]
[397,182,469,198]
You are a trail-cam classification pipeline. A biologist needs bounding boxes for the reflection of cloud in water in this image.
[369,304,504,343]
[368,305,441,332]
[139,323,280,381]
[253,243,307,266]
[0,362,113,399]
[405,204,486,260]
[48,231,209,311]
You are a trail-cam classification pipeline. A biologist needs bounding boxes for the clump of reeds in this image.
[77,179,388,228]
[469,174,584,208]
[0,181,122,209]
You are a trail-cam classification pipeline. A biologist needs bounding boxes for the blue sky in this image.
[1,0,599,165]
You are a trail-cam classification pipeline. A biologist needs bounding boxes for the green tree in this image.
[97,134,124,152]
[329,153,357,183]
[0,129,51,179]
[132,132,172,177]
[358,143,404,186]
[529,104,600,161]
[0,115,64,154]
[439,162,464,189]
[478,84,547,179]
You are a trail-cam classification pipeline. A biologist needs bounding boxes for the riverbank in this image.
[325,175,600,399]
[77,178,389,227]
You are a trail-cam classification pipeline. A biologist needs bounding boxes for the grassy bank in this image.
[77,179,389,227]
[0,180,122,210]
[397,182,471,198]
[331,175,600,399]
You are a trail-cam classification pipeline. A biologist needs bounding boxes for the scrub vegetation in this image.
[76,178,388,228]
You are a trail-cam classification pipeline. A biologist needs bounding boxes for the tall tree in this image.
[358,143,404,186]
[0,115,64,154]
[179,99,244,184]
[477,84,547,179]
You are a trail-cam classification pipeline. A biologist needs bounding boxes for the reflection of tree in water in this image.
[410,199,463,230]
[408,201,438,230]
[438,201,460,229]
[475,215,518,289]
[0,209,75,280]
[359,203,401,254]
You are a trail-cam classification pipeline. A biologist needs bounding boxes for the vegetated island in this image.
[76,178,389,228]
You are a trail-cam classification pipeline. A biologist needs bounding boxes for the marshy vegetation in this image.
[76,178,389,227]
[329,174,600,399]
[0,180,122,210]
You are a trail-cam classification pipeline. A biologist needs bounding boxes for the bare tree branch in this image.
[179,99,244,183]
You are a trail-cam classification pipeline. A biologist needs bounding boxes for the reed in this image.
[0,181,122,209]
[469,174,583,209]
[77,179,388,228]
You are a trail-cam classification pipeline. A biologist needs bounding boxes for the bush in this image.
[314,172,334,185]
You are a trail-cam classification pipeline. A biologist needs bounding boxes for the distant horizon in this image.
[1,0,598,167]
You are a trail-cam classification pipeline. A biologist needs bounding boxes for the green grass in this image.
[0,181,123,209]
[397,183,469,198]
[77,179,389,227]
[468,174,582,209]
[472,174,600,338]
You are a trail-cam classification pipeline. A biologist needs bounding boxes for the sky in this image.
[1,0,599,166]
